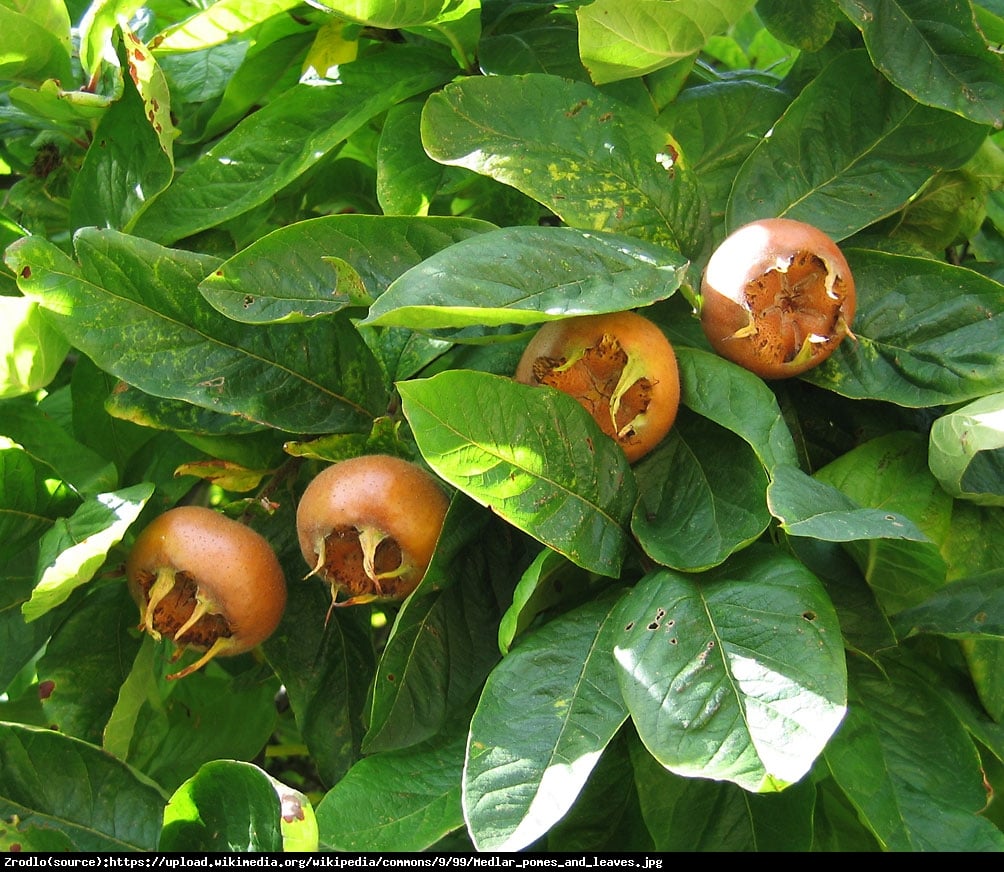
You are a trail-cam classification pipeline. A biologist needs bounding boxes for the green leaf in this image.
[631,408,770,572]
[0,295,69,399]
[0,2,72,85]
[23,483,153,621]
[836,0,1004,128]
[612,546,847,793]
[675,346,799,473]
[133,46,457,244]
[7,230,388,435]
[70,28,174,233]
[630,738,817,851]
[199,214,494,323]
[808,249,1004,407]
[757,0,839,51]
[263,577,376,786]
[160,760,282,852]
[929,392,1004,506]
[825,656,1004,851]
[315,722,466,852]
[377,101,454,215]
[0,722,166,852]
[892,569,1004,640]
[814,431,951,614]
[399,371,637,577]
[151,0,303,51]
[767,463,930,542]
[362,226,688,334]
[363,501,511,754]
[36,586,143,746]
[421,73,709,260]
[576,0,757,85]
[728,50,989,239]
[464,592,629,852]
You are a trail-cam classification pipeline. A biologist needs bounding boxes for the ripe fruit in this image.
[700,218,856,379]
[125,506,287,680]
[514,310,680,463]
[296,454,450,611]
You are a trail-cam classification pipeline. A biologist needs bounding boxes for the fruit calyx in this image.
[133,564,240,680]
[532,332,654,444]
[726,248,853,368]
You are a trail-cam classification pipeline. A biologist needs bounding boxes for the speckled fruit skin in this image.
[514,310,680,464]
[700,218,856,379]
[126,506,287,680]
[296,454,450,608]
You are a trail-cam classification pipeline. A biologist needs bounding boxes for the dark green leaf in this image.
[7,230,388,434]
[160,760,282,852]
[767,463,929,542]
[200,214,494,323]
[814,431,952,614]
[809,249,1004,407]
[612,546,847,792]
[630,735,816,851]
[676,346,799,473]
[363,226,688,334]
[728,50,989,238]
[133,46,457,244]
[399,371,637,577]
[316,722,466,852]
[825,656,1004,851]
[0,722,166,851]
[758,0,839,51]
[422,73,709,260]
[631,408,770,572]
[892,569,1004,639]
[464,592,629,851]
[836,0,1004,128]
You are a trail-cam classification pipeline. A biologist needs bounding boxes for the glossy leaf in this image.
[200,214,494,323]
[728,50,989,238]
[631,408,770,572]
[808,249,1004,406]
[576,0,757,85]
[675,346,799,474]
[825,657,1004,851]
[399,371,636,577]
[362,226,688,332]
[464,592,629,852]
[422,73,709,259]
[836,0,1004,128]
[892,569,1004,640]
[316,723,466,852]
[151,0,303,51]
[767,464,929,543]
[928,392,1004,506]
[815,432,951,614]
[7,230,388,435]
[0,296,69,399]
[630,738,816,851]
[23,483,153,621]
[133,46,457,244]
[612,547,847,793]
[363,500,513,753]
[160,761,282,852]
[0,722,166,851]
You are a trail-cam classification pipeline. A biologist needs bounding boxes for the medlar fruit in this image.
[296,454,449,611]
[514,310,681,463]
[125,506,287,680]
[700,218,856,379]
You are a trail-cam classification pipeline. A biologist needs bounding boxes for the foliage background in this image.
[2,0,1004,853]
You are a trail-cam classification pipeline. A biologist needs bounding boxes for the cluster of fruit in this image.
[125,218,855,680]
